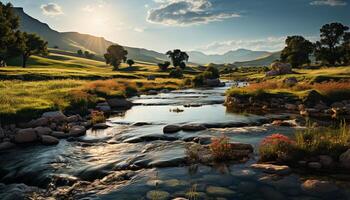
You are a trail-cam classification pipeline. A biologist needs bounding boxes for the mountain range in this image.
[14,7,280,66]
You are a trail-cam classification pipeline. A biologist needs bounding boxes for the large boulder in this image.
[283,77,298,86]
[41,135,59,145]
[69,126,86,137]
[28,117,49,127]
[339,149,350,169]
[96,102,111,113]
[42,111,67,122]
[34,126,52,136]
[14,128,38,143]
[163,125,181,134]
[266,70,280,76]
[271,62,292,74]
[107,98,133,109]
[51,131,70,139]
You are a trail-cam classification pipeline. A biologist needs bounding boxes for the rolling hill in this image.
[234,51,281,67]
[188,49,272,64]
[13,7,168,64]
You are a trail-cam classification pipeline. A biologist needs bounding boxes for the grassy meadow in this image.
[226,66,350,102]
[0,49,194,122]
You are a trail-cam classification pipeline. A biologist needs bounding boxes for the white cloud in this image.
[310,0,347,6]
[40,3,63,16]
[82,5,95,12]
[194,36,319,54]
[133,27,145,32]
[147,0,240,26]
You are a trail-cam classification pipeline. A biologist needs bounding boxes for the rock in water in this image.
[41,135,59,145]
[146,190,170,200]
[163,125,181,134]
[0,142,15,150]
[14,128,38,143]
[69,126,86,137]
[34,126,52,136]
[42,111,67,122]
[251,164,291,175]
[206,186,235,196]
[181,124,207,132]
[301,179,338,195]
[107,98,133,109]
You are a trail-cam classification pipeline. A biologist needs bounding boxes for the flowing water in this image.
[0,82,349,199]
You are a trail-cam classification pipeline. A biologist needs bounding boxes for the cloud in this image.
[82,5,95,12]
[310,0,347,6]
[147,0,240,26]
[40,3,63,16]
[195,36,319,54]
[133,27,145,32]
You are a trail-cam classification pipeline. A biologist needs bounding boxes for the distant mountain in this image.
[234,51,281,67]
[13,8,168,64]
[188,49,272,64]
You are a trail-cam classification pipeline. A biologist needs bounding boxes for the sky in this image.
[6,0,350,54]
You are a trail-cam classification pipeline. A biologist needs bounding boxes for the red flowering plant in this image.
[259,133,296,162]
[210,135,235,161]
[91,110,106,125]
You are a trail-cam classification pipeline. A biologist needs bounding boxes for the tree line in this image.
[0,3,48,68]
[281,22,350,68]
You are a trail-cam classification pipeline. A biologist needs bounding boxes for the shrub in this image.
[192,74,204,87]
[169,68,183,78]
[259,134,296,162]
[205,66,220,79]
[210,135,234,161]
[91,110,106,125]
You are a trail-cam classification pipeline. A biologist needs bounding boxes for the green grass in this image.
[0,51,191,123]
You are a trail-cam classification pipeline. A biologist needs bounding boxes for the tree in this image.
[77,49,83,56]
[126,59,135,67]
[104,45,128,70]
[315,22,349,65]
[158,61,171,71]
[341,32,350,65]
[166,49,189,69]
[280,36,314,68]
[20,33,48,68]
[169,67,183,78]
[0,2,23,66]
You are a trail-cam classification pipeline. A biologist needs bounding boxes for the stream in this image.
[0,82,349,199]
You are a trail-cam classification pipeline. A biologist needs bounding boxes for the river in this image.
[0,82,349,199]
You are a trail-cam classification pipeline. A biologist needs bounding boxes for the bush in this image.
[259,134,296,162]
[205,66,220,79]
[210,135,235,161]
[192,74,204,87]
[169,68,183,78]
[91,110,106,125]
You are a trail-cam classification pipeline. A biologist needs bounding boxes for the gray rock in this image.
[42,111,67,122]
[92,123,109,129]
[14,128,38,143]
[204,78,221,87]
[34,126,52,136]
[181,124,207,132]
[41,135,59,145]
[29,117,49,127]
[0,142,15,150]
[67,115,80,123]
[107,98,133,109]
[339,149,350,169]
[51,131,69,139]
[163,125,181,134]
[69,126,86,137]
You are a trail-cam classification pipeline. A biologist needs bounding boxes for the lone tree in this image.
[77,49,83,56]
[166,49,189,69]
[104,44,128,70]
[315,22,349,65]
[20,32,48,68]
[280,36,314,68]
[0,2,23,66]
[126,59,135,67]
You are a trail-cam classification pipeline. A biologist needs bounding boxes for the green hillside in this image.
[13,7,168,64]
[234,51,281,67]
